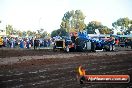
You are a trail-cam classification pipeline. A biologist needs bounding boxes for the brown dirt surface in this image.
[0,48,132,88]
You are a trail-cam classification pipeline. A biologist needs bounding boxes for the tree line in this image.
[51,10,132,37]
[1,10,132,38]
[5,25,50,38]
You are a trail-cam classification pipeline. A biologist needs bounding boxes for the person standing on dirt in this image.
[7,38,11,48]
[30,37,34,47]
[0,37,3,48]
[20,39,24,48]
[125,38,128,48]
[130,39,132,49]
[10,37,15,48]
[26,38,30,49]
[34,38,39,50]
[115,38,119,47]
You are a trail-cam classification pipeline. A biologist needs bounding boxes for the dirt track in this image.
[0,48,132,88]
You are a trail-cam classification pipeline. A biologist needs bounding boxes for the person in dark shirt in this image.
[71,33,76,43]
[34,38,39,50]
[125,38,128,48]
[129,39,132,49]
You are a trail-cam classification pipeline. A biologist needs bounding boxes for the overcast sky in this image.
[0,0,132,33]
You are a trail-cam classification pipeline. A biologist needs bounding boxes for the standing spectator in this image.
[125,38,128,48]
[13,37,16,48]
[26,38,30,49]
[30,37,34,47]
[0,37,3,47]
[10,37,15,48]
[20,39,24,48]
[23,38,26,48]
[42,39,45,47]
[15,37,19,48]
[48,39,50,47]
[115,38,119,47]
[130,39,132,49]
[7,38,11,48]
[46,39,49,47]
[44,39,47,47]
[34,38,39,50]
[3,37,7,47]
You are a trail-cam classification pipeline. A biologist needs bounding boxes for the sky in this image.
[0,0,132,33]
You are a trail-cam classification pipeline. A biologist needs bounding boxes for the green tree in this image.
[86,21,111,34]
[27,30,34,37]
[117,32,122,35]
[126,24,132,34]
[57,28,67,37]
[32,31,36,37]
[99,26,112,34]
[22,31,27,37]
[36,29,48,38]
[51,28,67,38]
[6,25,13,35]
[17,30,23,37]
[12,29,17,35]
[60,10,86,33]
[86,21,102,34]
[51,30,57,38]
[112,17,131,34]
[41,31,48,38]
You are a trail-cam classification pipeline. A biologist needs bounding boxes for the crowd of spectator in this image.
[0,37,51,49]
[0,36,132,49]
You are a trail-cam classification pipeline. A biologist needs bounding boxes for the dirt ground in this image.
[0,47,132,88]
